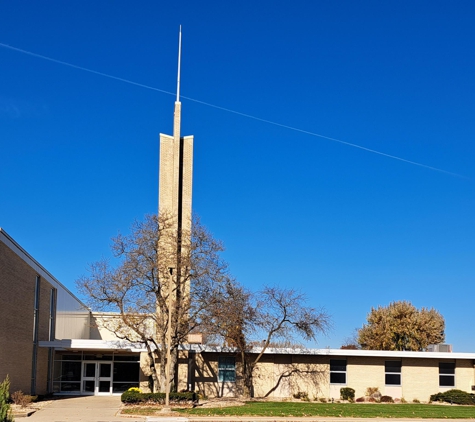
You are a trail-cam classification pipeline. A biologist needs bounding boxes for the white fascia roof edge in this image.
[188,345,475,360]
[39,340,475,360]
[39,339,146,352]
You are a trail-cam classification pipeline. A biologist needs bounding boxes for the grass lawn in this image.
[122,401,475,418]
[121,405,171,416]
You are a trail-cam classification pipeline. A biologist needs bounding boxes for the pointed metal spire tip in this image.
[176,26,182,102]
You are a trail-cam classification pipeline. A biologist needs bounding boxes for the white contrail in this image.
[0,43,175,96]
[0,42,468,180]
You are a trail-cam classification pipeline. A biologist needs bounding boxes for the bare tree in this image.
[357,300,445,351]
[76,213,232,392]
[208,285,330,397]
[341,329,360,349]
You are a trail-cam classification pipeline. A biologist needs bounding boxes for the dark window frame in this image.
[218,356,236,382]
[385,360,402,386]
[439,362,455,387]
[330,359,347,385]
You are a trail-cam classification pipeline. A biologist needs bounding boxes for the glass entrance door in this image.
[82,362,112,395]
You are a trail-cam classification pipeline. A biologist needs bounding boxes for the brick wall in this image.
[0,240,55,395]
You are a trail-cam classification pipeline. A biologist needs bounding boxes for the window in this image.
[49,288,57,341]
[439,362,455,387]
[54,361,81,392]
[385,361,401,385]
[218,357,236,382]
[113,362,140,392]
[330,359,346,384]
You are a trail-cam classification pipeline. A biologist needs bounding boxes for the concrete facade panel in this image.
[455,359,474,393]
[347,356,385,399]
[402,358,438,401]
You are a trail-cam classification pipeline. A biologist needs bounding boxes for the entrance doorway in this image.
[82,362,112,395]
[53,352,140,395]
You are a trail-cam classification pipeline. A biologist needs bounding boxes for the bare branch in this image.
[76,213,232,392]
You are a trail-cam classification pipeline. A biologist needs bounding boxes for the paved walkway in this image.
[27,395,143,422]
[24,396,475,422]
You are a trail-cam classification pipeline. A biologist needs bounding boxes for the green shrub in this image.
[380,395,394,403]
[430,389,475,405]
[0,375,13,422]
[413,398,420,403]
[121,390,142,404]
[340,387,355,401]
[121,390,196,405]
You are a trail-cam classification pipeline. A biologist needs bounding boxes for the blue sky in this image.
[1,1,474,351]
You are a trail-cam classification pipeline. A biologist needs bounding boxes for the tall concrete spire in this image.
[159,26,193,235]
[159,27,192,404]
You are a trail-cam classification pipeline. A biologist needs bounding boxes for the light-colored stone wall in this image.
[158,133,193,228]
[159,133,175,217]
[194,352,240,398]
[192,352,475,402]
[271,354,293,398]
[138,350,189,393]
[455,359,474,393]
[90,313,154,341]
[177,350,190,391]
[181,135,193,232]
[347,356,385,399]
[402,358,438,401]
[194,352,221,397]
[139,352,153,392]
[253,354,328,400]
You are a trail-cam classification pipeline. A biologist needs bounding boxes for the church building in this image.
[1,30,475,402]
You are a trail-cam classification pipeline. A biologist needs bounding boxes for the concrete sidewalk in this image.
[27,395,144,422]
[24,396,475,422]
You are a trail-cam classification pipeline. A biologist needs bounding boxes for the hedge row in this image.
[430,389,475,405]
[121,390,196,404]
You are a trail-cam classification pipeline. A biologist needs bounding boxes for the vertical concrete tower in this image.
[159,27,193,238]
[158,28,193,396]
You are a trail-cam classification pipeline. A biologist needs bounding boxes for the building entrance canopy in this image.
[39,339,146,352]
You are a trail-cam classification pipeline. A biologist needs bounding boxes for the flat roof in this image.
[39,339,145,352]
[196,345,475,360]
[39,340,475,360]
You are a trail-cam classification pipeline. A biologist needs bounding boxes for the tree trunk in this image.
[157,347,178,393]
[241,353,254,398]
